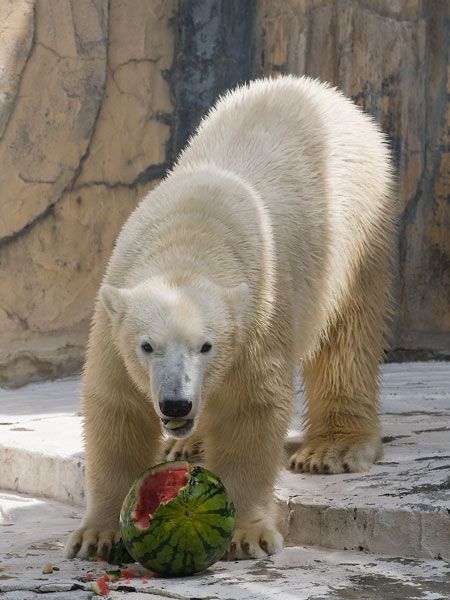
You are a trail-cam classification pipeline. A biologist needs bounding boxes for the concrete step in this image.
[1,490,449,600]
[0,362,449,561]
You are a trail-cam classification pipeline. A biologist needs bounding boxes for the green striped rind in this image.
[120,462,235,576]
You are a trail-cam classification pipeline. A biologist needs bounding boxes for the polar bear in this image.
[65,75,396,561]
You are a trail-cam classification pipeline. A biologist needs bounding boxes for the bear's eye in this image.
[200,342,212,354]
[141,342,154,354]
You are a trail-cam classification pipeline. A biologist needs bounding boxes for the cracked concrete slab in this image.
[0,491,449,600]
[0,362,449,560]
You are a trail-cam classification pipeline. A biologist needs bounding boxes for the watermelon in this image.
[119,461,235,576]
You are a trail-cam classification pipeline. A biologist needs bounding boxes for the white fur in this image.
[106,75,393,361]
[65,76,395,561]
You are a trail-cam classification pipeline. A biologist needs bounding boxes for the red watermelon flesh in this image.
[132,466,189,529]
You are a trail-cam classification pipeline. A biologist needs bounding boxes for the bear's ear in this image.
[100,284,127,321]
[226,282,249,321]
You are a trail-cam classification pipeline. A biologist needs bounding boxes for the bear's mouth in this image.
[162,418,194,438]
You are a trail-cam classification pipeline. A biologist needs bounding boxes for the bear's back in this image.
[172,76,396,351]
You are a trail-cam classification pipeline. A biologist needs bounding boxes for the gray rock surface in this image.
[0,362,449,562]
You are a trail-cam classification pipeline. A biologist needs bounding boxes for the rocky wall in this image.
[0,0,448,386]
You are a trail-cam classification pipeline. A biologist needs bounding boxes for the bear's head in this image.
[100,276,248,438]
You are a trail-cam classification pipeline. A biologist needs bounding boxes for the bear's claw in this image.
[224,520,283,560]
[288,435,381,474]
[64,525,120,560]
[164,432,204,463]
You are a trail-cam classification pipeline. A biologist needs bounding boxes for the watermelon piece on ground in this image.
[91,575,110,596]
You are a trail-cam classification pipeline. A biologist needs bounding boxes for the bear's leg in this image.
[205,377,292,559]
[65,323,161,559]
[289,286,387,474]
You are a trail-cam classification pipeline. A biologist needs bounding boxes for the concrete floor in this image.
[1,362,449,598]
[1,490,449,600]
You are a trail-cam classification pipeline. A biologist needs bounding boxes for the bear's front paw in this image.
[164,432,204,462]
[64,523,120,560]
[224,519,283,560]
[288,434,382,474]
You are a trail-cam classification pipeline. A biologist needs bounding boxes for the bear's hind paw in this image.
[164,432,204,463]
[289,436,381,474]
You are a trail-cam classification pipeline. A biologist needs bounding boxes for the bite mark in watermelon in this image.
[133,466,189,529]
[120,461,235,576]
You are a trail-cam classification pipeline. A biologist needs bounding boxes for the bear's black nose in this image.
[159,399,192,418]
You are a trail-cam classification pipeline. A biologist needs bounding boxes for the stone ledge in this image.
[0,363,449,560]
